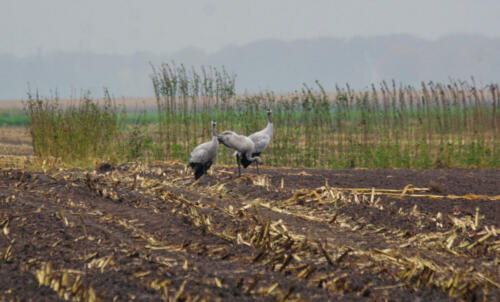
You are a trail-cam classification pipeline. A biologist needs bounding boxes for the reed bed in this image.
[23,63,500,168]
[150,64,499,169]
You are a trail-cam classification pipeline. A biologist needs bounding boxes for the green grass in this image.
[0,109,29,126]
[0,109,160,127]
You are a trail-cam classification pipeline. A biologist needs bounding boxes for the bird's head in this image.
[211,120,217,136]
[217,131,233,144]
[266,108,273,123]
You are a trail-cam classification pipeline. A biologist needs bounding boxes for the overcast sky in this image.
[1,0,500,56]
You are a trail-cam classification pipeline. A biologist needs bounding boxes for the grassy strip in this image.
[0,109,29,126]
[0,109,161,127]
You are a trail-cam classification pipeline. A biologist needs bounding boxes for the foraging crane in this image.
[188,120,218,180]
[239,109,273,173]
[217,131,263,177]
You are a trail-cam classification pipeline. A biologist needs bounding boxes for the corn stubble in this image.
[1,163,498,300]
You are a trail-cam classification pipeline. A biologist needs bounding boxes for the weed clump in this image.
[24,90,125,166]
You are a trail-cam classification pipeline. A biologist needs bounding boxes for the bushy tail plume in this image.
[240,153,260,168]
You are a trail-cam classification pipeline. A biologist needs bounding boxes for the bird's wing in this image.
[220,134,243,150]
[250,134,271,153]
[189,143,211,163]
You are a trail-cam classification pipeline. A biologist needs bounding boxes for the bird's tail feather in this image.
[190,163,205,180]
[240,155,252,168]
[194,168,204,180]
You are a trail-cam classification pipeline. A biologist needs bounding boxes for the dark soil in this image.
[1,164,498,301]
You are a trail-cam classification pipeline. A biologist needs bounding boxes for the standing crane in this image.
[217,131,263,177]
[239,109,273,173]
[188,120,218,180]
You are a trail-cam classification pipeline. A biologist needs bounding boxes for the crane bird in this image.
[217,131,263,177]
[188,120,218,180]
[239,109,273,174]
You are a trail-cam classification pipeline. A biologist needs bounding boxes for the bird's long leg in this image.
[256,161,260,174]
[236,153,241,177]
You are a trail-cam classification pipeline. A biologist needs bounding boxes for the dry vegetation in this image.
[1,162,499,301]
[0,127,34,170]
[0,127,32,156]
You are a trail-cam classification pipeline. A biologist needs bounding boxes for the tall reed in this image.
[25,63,500,169]
[150,64,499,169]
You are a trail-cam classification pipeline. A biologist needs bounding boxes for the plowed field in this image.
[1,164,499,301]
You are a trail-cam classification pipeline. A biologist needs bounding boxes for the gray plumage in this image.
[217,130,262,177]
[188,120,218,180]
[238,109,273,173]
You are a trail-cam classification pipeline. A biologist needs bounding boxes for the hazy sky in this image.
[2,0,500,56]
